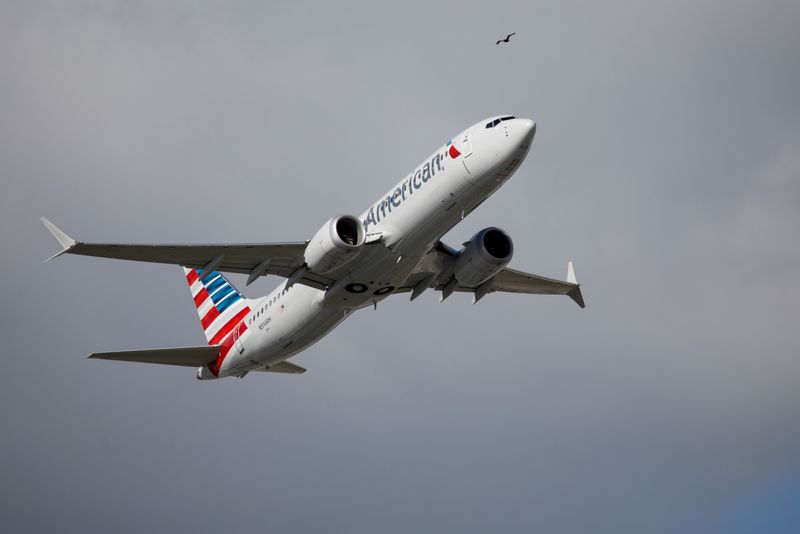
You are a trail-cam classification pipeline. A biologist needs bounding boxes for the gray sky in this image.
[2,1,800,532]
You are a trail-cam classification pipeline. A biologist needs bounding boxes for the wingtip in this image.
[567,261,578,285]
[567,286,586,309]
[566,261,584,308]
[41,217,76,249]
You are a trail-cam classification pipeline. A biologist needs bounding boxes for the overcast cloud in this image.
[1,1,799,532]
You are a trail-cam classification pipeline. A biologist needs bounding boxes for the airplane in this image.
[42,115,584,380]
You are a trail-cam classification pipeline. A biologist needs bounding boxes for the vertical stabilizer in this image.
[183,268,251,345]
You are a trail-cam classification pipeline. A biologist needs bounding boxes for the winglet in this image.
[567,286,585,308]
[41,217,77,262]
[565,261,585,308]
[567,261,577,284]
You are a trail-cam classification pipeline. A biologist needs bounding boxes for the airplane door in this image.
[460,127,473,158]
[233,323,245,355]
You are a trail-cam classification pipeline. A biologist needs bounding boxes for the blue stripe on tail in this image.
[210,285,236,304]
[205,276,227,295]
[217,293,242,313]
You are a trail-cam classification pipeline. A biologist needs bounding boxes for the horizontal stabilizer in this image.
[258,360,307,374]
[89,345,222,367]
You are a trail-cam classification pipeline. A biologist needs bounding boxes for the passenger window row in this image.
[249,286,290,324]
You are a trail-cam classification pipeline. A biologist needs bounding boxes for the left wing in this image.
[41,217,332,289]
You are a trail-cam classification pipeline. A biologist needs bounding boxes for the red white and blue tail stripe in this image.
[183,267,251,376]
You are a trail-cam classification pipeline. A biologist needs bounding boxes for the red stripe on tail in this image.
[208,320,249,376]
[193,288,209,308]
[209,307,250,345]
[201,306,220,329]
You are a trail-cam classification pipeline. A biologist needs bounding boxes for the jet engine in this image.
[453,227,514,286]
[304,215,366,274]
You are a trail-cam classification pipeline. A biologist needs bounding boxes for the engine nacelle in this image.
[453,227,514,286]
[304,215,366,274]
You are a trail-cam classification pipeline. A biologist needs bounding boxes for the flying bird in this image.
[496,32,516,45]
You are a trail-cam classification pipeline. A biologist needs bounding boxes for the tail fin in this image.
[183,268,251,345]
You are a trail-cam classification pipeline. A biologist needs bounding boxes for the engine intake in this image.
[304,215,366,274]
[453,227,514,287]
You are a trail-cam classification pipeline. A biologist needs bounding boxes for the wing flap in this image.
[88,345,222,367]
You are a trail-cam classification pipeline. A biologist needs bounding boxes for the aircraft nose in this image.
[462,116,535,189]
[516,118,536,144]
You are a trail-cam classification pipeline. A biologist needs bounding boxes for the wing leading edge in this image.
[40,217,331,289]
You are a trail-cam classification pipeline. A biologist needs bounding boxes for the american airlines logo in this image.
[448,143,461,158]
[363,151,447,229]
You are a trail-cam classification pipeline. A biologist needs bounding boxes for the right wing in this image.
[397,241,585,308]
[41,217,332,289]
[486,265,585,308]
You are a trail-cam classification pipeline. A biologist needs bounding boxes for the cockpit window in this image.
[486,116,517,129]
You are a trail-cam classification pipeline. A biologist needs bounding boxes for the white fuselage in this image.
[209,116,536,378]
